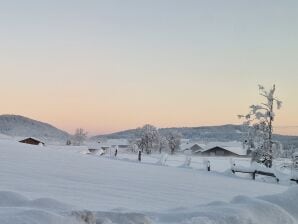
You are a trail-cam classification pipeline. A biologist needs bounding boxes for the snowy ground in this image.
[0,139,297,223]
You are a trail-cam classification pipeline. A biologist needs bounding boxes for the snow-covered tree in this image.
[157,135,168,154]
[72,128,88,146]
[137,124,159,154]
[166,131,182,154]
[238,84,282,167]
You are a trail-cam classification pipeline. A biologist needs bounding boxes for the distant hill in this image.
[2,114,298,149]
[91,124,298,149]
[91,125,249,141]
[0,115,70,144]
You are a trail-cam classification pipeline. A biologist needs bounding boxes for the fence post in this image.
[252,171,256,180]
[207,161,211,172]
[138,150,142,162]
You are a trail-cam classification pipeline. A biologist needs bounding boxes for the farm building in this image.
[199,142,248,157]
[180,142,206,154]
[200,146,243,157]
[181,141,248,157]
[19,137,45,146]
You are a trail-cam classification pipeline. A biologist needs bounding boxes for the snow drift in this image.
[153,186,298,224]
[0,188,297,224]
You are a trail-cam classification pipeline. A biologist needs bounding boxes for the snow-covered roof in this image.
[18,137,45,144]
[180,142,206,151]
[202,141,246,156]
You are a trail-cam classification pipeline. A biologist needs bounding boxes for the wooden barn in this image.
[19,137,45,146]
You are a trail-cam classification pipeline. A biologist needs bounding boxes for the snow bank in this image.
[1,188,297,224]
[0,191,80,224]
[154,187,298,224]
[93,211,152,224]
[0,190,152,224]
[260,187,298,220]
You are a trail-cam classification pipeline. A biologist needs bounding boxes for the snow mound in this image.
[260,186,298,220]
[154,187,298,224]
[0,191,152,224]
[0,208,79,224]
[0,188,297,224]
[0,191,80,224]
[0,191,73,211]
[0,191,28,207]
[94,211,152,224]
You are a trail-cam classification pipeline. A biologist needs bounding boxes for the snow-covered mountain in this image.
[0,115,70,144]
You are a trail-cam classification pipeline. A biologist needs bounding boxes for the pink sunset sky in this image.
[1,1,298,135]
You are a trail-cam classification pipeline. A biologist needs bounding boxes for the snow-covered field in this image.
[0,139,297,224]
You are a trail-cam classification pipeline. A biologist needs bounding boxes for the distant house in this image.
[19,137,45,146]
[87,142,110,155]
[180,142,206,154]
[106,139,129,149]
[200,146,240,157]
[96,139,129,150]
[181,141,248,157]
[199,142,248,157]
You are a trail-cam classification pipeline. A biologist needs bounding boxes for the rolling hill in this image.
[0,115,70,144]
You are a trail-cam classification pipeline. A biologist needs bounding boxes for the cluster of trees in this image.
[239,85,283,167]
[66,125,182,154]
[66,128,88,146]
[132,124,182,154]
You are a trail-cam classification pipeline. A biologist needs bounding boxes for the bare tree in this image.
[72,128,88,146]
[166,131,182,154]
[239,84,282,167]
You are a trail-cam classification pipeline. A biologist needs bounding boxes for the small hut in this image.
[19,137,45,146]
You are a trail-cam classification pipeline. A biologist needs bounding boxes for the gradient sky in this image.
[0,0,298,135]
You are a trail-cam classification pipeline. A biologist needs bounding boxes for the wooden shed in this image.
[19,137,45,146]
